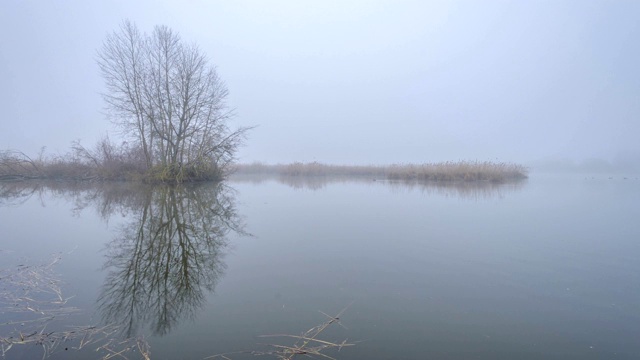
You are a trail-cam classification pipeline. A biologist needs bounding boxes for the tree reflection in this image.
[98,183,245,336]
[0,181,245,339]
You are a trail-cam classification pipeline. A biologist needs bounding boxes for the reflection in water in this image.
[0,181,245,338]
[0,176,521,342]
[0,180,154,216]
[0,180,45,206]
[230,173,527,199]
[99,184,245,336]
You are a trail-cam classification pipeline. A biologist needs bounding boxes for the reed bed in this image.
[233,161,528,182]
[0,147,224,183]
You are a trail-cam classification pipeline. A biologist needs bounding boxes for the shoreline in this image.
[1,154,528,183]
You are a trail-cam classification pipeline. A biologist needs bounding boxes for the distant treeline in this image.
[232,161,528,182]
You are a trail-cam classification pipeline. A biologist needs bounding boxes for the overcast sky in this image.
[1,0,639,165]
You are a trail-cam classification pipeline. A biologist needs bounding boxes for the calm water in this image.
[1,174,639,359]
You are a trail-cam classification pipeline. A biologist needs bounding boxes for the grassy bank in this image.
[233,161,528,182]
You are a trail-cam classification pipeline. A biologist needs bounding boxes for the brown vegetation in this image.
[233,161,528,183]
[2,153,527,184]
[0,137,229,183]
[208,304,354,360]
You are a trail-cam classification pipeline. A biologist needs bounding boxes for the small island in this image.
[0,21,526,185]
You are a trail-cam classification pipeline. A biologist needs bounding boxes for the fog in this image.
[1,0,639,168]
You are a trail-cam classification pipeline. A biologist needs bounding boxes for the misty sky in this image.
[1,0,639,165]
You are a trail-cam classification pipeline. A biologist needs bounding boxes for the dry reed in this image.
[0,253,149,359]
[232,161,528,183]
[208,304,355,360]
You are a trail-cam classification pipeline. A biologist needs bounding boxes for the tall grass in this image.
[233,161,528,182]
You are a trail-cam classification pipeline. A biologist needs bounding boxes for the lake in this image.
[1,174,639,359]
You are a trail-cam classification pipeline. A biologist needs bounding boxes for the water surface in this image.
[0,174,639,359]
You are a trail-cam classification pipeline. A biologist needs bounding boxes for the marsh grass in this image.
[0,253,149,359]
[208,304,355,360]
[0,141,226,183]
[0,146,147,182]
[3,147,527,184]
[233,161,527,183]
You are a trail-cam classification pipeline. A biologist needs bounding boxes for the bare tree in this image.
[97,20,249,182]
